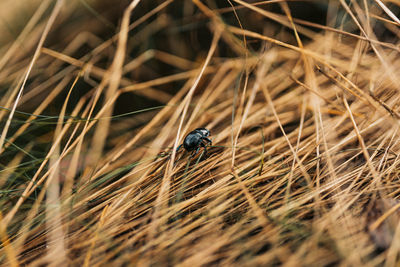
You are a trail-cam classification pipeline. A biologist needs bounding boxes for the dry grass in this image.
[0,0,400,266]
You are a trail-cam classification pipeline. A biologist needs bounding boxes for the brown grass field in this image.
[0,0,400,266]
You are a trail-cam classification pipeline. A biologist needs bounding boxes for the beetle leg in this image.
[200,142,208,156]
[204,137,212,145]
[191,147,200,157]
[176,144,183,152]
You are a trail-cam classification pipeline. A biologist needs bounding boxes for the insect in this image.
[176,128,212,157]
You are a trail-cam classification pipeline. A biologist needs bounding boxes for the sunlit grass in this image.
[0,0,400,266]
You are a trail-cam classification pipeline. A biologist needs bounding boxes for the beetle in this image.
[176,128,212,157]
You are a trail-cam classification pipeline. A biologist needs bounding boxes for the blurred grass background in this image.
[0,0,400,266]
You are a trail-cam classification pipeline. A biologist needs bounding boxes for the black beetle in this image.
[176,128,212,157]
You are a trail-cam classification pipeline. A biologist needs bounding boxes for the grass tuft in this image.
[0,0,400,265]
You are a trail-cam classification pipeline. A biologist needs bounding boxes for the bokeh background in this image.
[1,0,400,266]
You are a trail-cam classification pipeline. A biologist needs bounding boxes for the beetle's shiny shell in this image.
[183,128,210,151]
